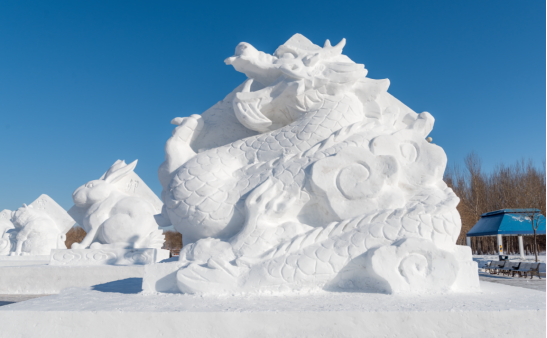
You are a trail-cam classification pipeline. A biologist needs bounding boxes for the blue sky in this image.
[0,0,545,211]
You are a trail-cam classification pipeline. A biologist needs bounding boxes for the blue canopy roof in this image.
[467,209,546,237]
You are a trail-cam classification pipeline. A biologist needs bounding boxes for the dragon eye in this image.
[86,183,93,188]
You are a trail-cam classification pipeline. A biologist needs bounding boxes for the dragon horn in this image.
[242,78,253,92]
[321,38,346,59]
[331,38,346,53]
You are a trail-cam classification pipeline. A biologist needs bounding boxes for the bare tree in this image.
[163,230,183,251]
[521,160,546,262]
[523,209,544,262]
[65,226,87,248]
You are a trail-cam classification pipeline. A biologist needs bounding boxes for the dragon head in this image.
[225,34,369,133]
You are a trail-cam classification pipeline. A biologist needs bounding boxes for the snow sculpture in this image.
[0,209,15,255]
[0,195,74,256]
[158,34,479,294]
[69,160,166,250]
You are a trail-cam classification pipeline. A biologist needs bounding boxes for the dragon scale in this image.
[166,92,363,241]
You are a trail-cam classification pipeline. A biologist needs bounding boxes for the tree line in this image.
[444,152,546,256]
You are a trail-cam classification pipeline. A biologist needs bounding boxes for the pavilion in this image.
[466,209,546,258]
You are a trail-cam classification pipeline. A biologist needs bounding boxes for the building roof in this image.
[467,209,546,237]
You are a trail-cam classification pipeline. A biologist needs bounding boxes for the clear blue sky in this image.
[0,0,545,211]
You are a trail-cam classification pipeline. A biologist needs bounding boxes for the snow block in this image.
[0,265,144,294]
[0,281,544,337]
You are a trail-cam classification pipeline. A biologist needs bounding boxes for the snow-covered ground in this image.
[0,281,544,338]
[478,272,545,292]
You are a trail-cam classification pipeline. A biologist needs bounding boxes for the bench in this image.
[486,261,506,274]
[499,261,521,277]
[516,263,542,279]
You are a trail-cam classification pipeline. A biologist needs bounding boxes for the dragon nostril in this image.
[291,64,299,71]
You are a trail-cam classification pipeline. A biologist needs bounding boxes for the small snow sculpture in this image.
[69,160,165,250]
[0,195,74,256]
[0,210,15,255]
[158,34,479,294]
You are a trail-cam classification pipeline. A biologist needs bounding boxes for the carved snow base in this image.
[143,245,479,295]
[49,248,169,266]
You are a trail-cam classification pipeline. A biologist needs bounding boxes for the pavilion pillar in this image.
[466,237,471,247]
[518,236,524,259]
[497,234,504,258]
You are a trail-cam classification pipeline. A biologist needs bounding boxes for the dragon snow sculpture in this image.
[158,34,479,294]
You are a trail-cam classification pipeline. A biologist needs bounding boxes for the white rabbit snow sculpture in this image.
[71,160,164,250]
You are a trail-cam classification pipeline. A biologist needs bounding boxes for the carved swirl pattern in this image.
[124,250,152,264]
[86,250,118,263]
[398,253,429,284]
[314,147,399,201]
[49,249,159,265]
[51,250,83,263]
[309,147,402,220]
[370,238,458,293]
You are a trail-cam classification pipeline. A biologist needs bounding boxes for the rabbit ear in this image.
[100,160,125,180]
[104,160,138,184]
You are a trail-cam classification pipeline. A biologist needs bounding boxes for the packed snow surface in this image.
[0,281,544,338]
[1,280,543,313]
[478,272,545,292]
